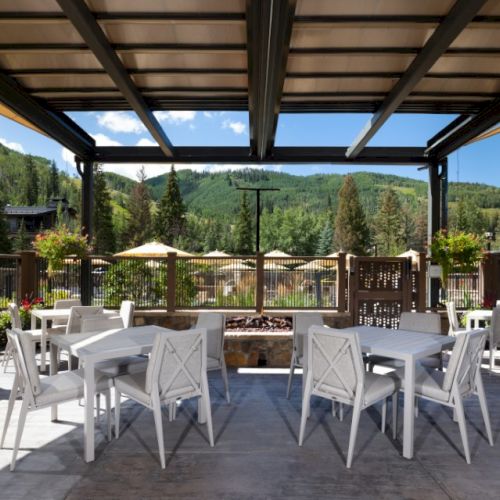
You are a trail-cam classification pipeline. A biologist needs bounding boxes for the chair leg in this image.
[114,389,121,439]
[339,403,344,422]
[105,391,112,441]
[346,400,362,469]
[381,398,387,433]
[298,372,312,446]
[1,374,19,448]
[392,392,398,440]
[168,402,176,422]
[332,401,336,418]
[220,360,230,404]
[286,356,295,399]
[152,393,166,469]
[490,343,497,372]
[10,396,29,471]
[475,372,494,446]
[454,394,471,464]
[96,393,101,420]
[202,374,214,447]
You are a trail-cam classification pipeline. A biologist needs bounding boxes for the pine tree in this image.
[0,197,12,253]
[48,160,59,199]
[154,165,186,244]
[412,200,428,252]
[333,175,370,255]
[93,164,116,254]
[234,191,253,254]
[373,187,405,256]
[126,167,153,247]
[13,219,30,251]
[24,155,39,205]
[316,222,333,255]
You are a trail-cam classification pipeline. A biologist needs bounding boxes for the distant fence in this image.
[443,269,482,308]
[0,254,19,304]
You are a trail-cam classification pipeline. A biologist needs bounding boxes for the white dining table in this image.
[31,307,116,372]
[302,325,455,460]
[49,325,208,463]
[465,309,492,330]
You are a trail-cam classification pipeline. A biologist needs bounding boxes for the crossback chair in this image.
[390,329,493,463]
[66,306,104,334]
[0,328,113,471]
[119,300,135,328]
[446,301,466,335]
[287,312,324,398]
[51,299,82,332]
[299,326,399,468]
[488,306,500,371]
[114,328,214,468]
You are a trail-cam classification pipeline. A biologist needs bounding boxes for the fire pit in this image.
[225,315,292,332]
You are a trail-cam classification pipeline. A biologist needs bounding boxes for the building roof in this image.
[4,205,56,216]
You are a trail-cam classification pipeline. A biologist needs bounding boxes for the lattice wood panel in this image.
[357,300,401,329]
[358,260,403,291]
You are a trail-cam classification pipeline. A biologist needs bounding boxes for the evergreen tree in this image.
[48,160,59,199]
[333,175,370,255]
[126,167,153,247]
[13,219,30,251]
[373,187,406,256]
[234,191,253,254]
[93,164,116,254]
[0,197,12,253]
[154,165,186,244]
[24,155,39,205]
[317,222,334,255]
[412,200,428,252]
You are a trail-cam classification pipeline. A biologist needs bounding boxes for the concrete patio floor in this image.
[0,356,499,500]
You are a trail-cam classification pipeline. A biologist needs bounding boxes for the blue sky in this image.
[0,110,498,185]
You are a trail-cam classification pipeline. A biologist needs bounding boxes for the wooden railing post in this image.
[18,250,37,301]
[256,252,264,314]
[80,257,92,305]
[336,252,346,313]
[417,252,427,312]
[480,251,498,304]
[167,252,177,312]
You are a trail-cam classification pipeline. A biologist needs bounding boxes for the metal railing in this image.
[444,270,482,309]
[0,254,19,306]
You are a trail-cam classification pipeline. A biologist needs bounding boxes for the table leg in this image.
[198,398,206,424]
[31,313,36,330]
[40,318,47,372]
[84,360,95,463]
[50,343,59,421]
[403,359,415,459]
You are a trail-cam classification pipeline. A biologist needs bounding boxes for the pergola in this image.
[0,0,499,248]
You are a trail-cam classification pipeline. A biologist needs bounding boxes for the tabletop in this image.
[31,308,116,319]
[466,309,493,319]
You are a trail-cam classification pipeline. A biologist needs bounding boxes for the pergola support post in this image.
[79,159,93,305]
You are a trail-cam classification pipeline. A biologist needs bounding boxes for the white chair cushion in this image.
[363,372,400,407]
[370,355,440,370]
[391,365,449,403]
[36,369,113,406]
[115,371,150,406]
[93,356,148,377]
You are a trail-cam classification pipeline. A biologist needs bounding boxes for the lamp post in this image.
[236,187,280,252]
[484,231,495,251]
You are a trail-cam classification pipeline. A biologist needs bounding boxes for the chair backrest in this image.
[490,306,500,345]
[293,312,324,357]
[442,329,486,395]
[8,303,22,329]
[145,328,206,402]
[446,301,460,334]
[119,300,135,328]
[81,315,124,334]
[196,312,225,360]
[66,306,104,334]
[53,299,82,326]
[7,328,41,400]
[308,326,364,404]
[399,312,441,334]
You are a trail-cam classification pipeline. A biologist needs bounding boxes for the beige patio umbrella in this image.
[263,262,288,270]
[326,252,354,268]
[193,250,234,266]
[220,261,253,272]
[114,241,193,257]
[295,260,327,271]
[63,257,111,266]
[398,249,421,270]
[264,250,291,257]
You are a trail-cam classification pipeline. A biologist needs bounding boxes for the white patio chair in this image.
[488,306,500,371]
[114,328,214,469]
[299,326,399,468]
[369,312,442,371]
[65,306,104,334]
[119,300,135,328]
[0,328,114,471]
[390,329,493,463]
[51,299,82,332]
[446,301,466,335]
[196,312,230,403]
[286,312,324,399]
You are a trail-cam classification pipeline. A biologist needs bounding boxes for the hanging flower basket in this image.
[33,225,89,276]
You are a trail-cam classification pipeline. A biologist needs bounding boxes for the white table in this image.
[465,309,492,330]
[31,308,115,372]
[302,325,455,460]
[50,325,209,463]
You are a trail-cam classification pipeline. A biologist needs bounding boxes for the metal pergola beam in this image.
[345,0,487,159]
[246,0,296,160]
[56,0,174,158]
[0,72,95,158]
[426,98,500,159]
[94,146,427,165]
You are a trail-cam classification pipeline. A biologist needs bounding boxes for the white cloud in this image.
[154,111,197,124]
[222,119,246,135]
[203,111,213,118]
[61,146,76,166]
[97,111,145,134]
[91,133,122,147]
[136,138,157,146]
[0,137,24,153]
